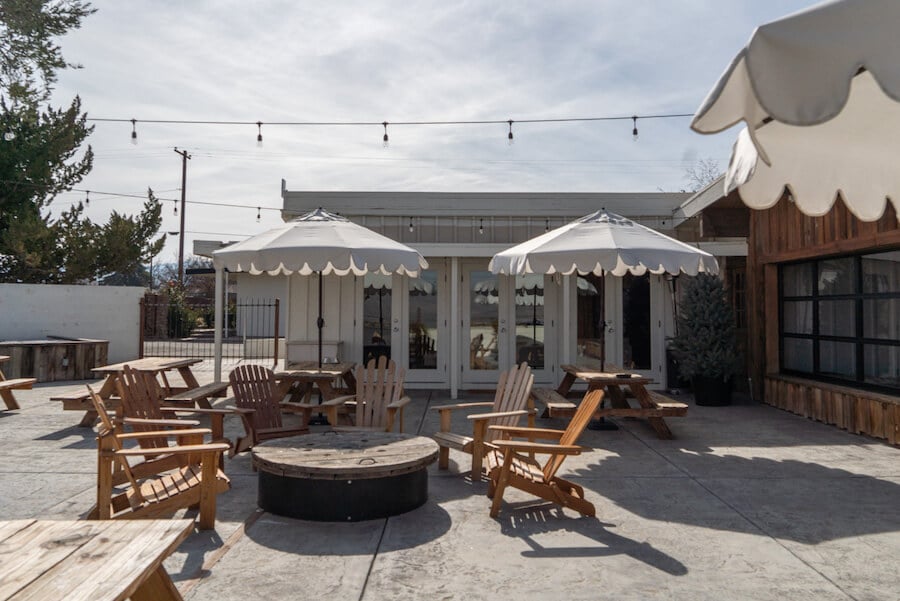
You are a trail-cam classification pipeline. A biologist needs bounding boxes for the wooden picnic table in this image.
[274,361,357,404]
[0,518,193,601]
[0,355,36,411]
[532,364,687,439]
[51,357,213,427]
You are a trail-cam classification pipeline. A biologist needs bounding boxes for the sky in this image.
[46,0,817,263]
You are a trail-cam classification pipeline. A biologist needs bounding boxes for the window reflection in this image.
[408,272,438,370]
[515,275,544,369]
[363,273,391,364]
[470,272,498,370]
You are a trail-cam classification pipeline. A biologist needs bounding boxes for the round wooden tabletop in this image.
[253,431,439,480]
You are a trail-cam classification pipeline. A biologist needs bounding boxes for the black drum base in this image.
[258,468,429,522]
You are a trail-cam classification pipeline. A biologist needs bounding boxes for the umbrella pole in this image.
[317,271,324,369]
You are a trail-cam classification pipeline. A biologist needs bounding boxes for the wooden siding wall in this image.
[747,196,900,444]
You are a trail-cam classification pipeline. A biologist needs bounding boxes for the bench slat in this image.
[166,382,229,403]
[0,378,36,390]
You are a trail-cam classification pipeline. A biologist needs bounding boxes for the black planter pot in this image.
[692,376,733,406]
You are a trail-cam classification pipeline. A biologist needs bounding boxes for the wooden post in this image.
[138,296,146,359]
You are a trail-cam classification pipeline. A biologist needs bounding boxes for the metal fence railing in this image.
[140,296,280,366]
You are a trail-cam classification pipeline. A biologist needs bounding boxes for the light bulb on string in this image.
[507,119,514,145]
[632,115,638,141]
[408,217,414,232]
[545,219,550,232]
[382,121,389,148]
[479,218,484,235]
[256,121,263,147]
[130,119,137,145]
[84,190,90,207]
[173,199,178,216]
[256,207,261,222]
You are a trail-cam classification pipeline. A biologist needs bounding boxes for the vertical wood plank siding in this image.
[747,196,900,444]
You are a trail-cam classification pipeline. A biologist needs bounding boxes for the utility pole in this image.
[173,147,191,284]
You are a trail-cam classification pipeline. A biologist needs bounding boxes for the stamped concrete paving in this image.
[2,373,898,601]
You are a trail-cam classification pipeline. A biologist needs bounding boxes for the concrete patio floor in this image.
[2,372,898,601]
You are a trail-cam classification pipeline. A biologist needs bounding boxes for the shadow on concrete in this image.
[497,506,688,575]
[35,425,97,449]
[576,451,900,544]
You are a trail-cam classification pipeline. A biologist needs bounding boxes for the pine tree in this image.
[669,273,739,381]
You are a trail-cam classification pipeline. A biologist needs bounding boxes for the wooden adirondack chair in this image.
[88,385,231,530]
[321,356,410,431]
[229,364,311,455]
[432,362,535,481]
[486,388,604,518]
[116,365,235,466]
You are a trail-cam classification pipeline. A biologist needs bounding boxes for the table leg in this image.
[306,379,332,426]
[130,565,184,601]
[178,366,201,389]
[630,383,673,439]
[556,372,576,396]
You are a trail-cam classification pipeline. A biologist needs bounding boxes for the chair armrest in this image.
[387,396,411,409]
[431,401,494,412]
[123,417,201,428]
[281,403,314,414]
[161,407,239,416]
[115,428,212,441]
[487,425,565,440]
[493,439,584,455]
[113,442,230,457]
[320,394,356,407]
[467,409,529,421]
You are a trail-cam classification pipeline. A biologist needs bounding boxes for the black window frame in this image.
[779,247,900,393]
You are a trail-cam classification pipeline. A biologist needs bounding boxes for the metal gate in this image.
[140,296,280,365]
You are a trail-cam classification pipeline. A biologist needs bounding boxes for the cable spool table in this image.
[252,431,439,522]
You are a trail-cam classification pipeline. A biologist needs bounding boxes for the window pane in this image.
[469,271,498,370]
[363,274,391,364]
[818,258,856,295]
[622,273,651,370]
[782,263,812,296]
[862,250,900,293]
[818,340,856,379]
[576,274,605,369]
[819,300,855,337]
[783,338,813,373]
[515,275,545,369]
[863,298,900,340]
[864,344,900,388]
[782,301,813,334]
[408,271,438,370]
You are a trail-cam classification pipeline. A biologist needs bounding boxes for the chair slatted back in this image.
[354,356,404,428]
[485,362,534,444]
[117,365,170,451]
[543,389,604,481]
[87,385,144,502]
[229,364,283,430]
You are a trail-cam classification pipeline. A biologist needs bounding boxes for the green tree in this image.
[0,1,164,284]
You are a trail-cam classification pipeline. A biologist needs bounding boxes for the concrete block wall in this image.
[0,284,145,363]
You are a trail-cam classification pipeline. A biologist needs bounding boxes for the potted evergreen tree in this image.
[669,273,739,406]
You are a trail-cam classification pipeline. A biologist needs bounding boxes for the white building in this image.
[199,182,747,396]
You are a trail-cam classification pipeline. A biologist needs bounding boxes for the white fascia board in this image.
[673,175,727,225]
[696,239,747,256]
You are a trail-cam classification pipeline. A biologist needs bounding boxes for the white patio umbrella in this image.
[489,210,718,368]
[691,0,900,222]
[212,208,428,376]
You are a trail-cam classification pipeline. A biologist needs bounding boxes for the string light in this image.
[545,219,550,232]
[408,217,414,232]
[479,218,484,235]
[507,119,514,145]
[90,111,693,145]
[173,199,178,215]
[632,115,638,141]
[85,190,90,206]
[256,121,263,147]
[256,206,261,222]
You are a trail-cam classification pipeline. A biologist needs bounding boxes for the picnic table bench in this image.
[531,364,688,439]
[0,355,36,411]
